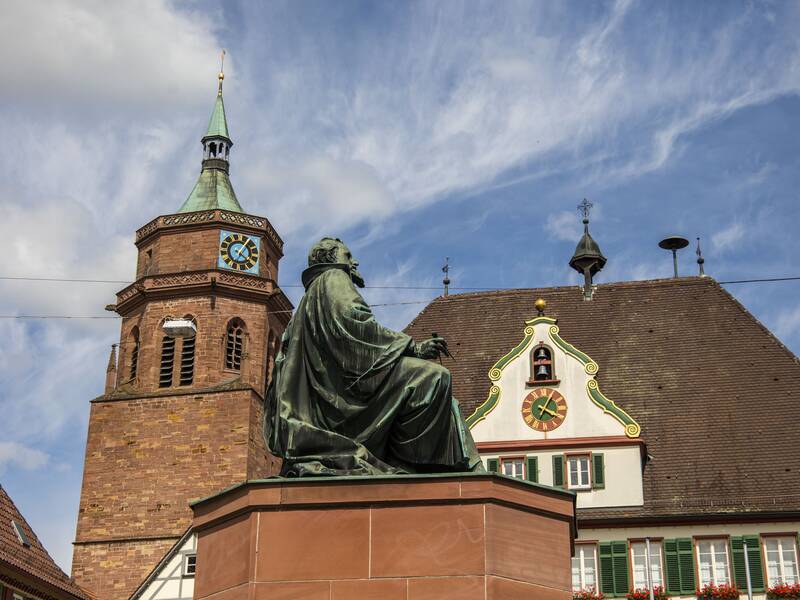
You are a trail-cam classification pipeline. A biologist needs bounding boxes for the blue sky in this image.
[1,0,800,572]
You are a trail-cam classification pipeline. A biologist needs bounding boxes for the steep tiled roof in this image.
[0,485,87,599]
[404,277,800,521]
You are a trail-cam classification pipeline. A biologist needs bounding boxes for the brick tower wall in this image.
[72,388,275,600]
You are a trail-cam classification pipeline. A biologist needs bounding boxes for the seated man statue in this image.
[264,237,483,476]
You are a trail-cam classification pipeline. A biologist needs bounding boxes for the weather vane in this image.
[442,257,451,296]
[218,49,226,94]
[578,198,593,223]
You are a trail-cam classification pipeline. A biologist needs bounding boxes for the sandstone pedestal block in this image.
[190,473,576,600]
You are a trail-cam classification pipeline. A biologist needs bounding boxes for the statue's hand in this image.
[415,337,449,359]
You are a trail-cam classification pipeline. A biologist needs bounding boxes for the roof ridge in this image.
[423,276,714,303]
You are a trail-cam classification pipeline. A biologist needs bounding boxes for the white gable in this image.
[130,531,196,600]
[468,316,640,444]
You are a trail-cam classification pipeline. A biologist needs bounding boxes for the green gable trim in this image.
[547,323,597,374]
[465,315,641,438]
[465,318,542,428]
[587,379,641,438]
[178,168,243,213]
[465,385,500,428]
[548,322,641,438]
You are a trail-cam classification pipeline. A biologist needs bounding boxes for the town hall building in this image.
[69,70,800,600]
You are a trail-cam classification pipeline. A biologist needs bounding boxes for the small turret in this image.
[104,344,118,394]
[178,50,244,214]
[569,199,606,300]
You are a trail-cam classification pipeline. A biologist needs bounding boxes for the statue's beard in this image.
[349,267,365,288]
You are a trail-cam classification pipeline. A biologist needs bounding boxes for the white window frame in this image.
[572,543,599,592]
[763,536,800,586]
[696,538,731,586]
[630,541,664,589]
[183,553,197,577]
[567,455,592,490]
[501,457,525,480]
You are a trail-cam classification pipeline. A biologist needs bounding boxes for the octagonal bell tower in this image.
[72,68,292,600]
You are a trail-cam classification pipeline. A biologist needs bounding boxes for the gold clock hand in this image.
[537,398,554,417]
[540,405,558,418]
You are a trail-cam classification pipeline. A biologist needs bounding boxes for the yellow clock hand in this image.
[537,398,554,417]
[540,405,558,418]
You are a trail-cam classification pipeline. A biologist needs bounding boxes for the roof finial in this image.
[218,49,226,95]
[442,257,451,297]
[578,198,593,231]
[570,199,605,301]
[696,237,706,276]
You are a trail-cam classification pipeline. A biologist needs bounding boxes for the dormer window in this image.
[529,343,558,385]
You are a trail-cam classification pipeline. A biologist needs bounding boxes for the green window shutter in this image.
[592,453,605,489]
[525,456,538,483]
[599,542,616,595]
[664,539,682,594]
[744,535,764,592]
[553,454,565,488]
[486,458,499,473]
[677,538,696,594]
[732,536,765,592]
[612,541,630,596]
[732,537,747,589]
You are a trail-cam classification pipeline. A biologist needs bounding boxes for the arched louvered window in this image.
[225,319,245,371]
[159,336,175,388]
[178,315,197,386]
[129,327,140,382]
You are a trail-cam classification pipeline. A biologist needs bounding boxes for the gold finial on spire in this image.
[218,49,226,95]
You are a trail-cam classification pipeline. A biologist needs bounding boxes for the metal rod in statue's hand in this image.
[431,332,456,361]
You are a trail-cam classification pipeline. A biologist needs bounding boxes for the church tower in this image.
[71,68,292,600]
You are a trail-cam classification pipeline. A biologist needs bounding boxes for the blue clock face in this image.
[218,230,261,274]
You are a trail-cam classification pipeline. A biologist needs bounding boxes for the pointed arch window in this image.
[129,327,140,382]
[529,343,558,385]
[225,319,245,371]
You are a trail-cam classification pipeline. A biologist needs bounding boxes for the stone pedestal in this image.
[190,473,576,600]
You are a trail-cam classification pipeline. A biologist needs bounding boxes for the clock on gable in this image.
[218,230,261,274]
[521,388,567,432]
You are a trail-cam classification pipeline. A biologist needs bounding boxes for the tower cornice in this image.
[113,268,293,322]
[136,209,284,256]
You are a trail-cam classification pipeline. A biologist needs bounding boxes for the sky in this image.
[1,0,800,573]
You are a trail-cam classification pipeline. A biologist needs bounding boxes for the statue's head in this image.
[308,237,364,288]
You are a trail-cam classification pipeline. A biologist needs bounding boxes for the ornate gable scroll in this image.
[466,316,641,440]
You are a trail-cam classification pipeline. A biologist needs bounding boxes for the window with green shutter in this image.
[526,456,538,483]
[553,454,565,488]
[592,453,605,489]
[486,458,499,473]
[599,541,630,596]
[664,538,697,595]
[732,536,765,592]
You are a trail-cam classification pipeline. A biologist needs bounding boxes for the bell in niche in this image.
[536,347,549,360]
[536,364,550,380]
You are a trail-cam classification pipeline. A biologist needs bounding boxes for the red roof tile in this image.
[0,485,87,599]
[404,277,800,521]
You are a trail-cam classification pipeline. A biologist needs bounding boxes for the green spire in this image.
[203,85,230,141]
[178,55,244,214]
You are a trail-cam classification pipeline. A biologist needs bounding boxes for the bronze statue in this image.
[264,237,483,476]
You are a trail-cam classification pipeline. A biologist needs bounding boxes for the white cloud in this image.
[545,211,583,242]
[775,305,800,341]
[0,1,225,115]
[0,442,49,473]
[711,222,745,253]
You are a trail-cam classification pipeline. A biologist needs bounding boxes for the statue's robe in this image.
[264,263,482,476]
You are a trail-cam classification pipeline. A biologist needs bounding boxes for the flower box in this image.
[696,583,740,600]
[767,583,800,600]
[574,588,605,600]
[627,586,669,600]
